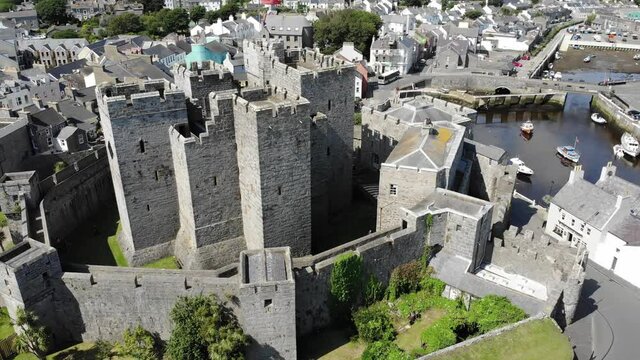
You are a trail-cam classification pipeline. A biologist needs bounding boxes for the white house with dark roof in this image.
[546,163,640,287]
[262,14,313,50]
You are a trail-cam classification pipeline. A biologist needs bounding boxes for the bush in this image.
[468,295,527,333]
[364,275,385,306]
[353,304,395,343]
[362,341,411,360]
[420,277,446,297]
[420,318,457,353]
[387,261,421,300]
[330,252,363,311]
[354,112,362,125]
[53,161,67,173]
[0,212,7,228]
[118,325,159,360]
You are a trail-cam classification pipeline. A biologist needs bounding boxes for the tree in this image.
[166,295,246,360]
[205,0,242,24]
[162,8,190,35]
[53,161,67,173]
[463,9,483,20]
[139,0,164,13]
[329,252,363,312]
[0,212,8,228]
[353,304,396,343]
[190,5,206,23]
[468,295,526,334]
[13,308,51,360]
[51,29,80,39]
[585,14,596,26]
[117,325,159,360]
[387,261,421,300]
[313,9,382,59]
[35,0,69,25]
[488,0,502,6]
[107,13,143,36]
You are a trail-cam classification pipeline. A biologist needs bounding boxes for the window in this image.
[571,219,575,226]
[78,134,84,144]
[139,139,145,153]
[326,147,330,156]
[456,224,462,231]
[561,213,565,220]
[264,299,272,307]
[108,142,114,158]
[46,137,52,146]
[213,176,217,186]
[146,204,150,211]
[328,99,332,111]
[278,186,282,195]
[389,184,398,196]
[155,170,159,181]
[286,36,290,41]
[580,223,585,231]
[587,228,591,235]
[553,225,563,236]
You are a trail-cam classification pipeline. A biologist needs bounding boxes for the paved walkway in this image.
[518,29,567,79]
[566,263,640,360]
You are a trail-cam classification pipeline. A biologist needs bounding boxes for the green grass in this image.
[142,256,179,269]
[428,318,573,360]
[318,340,366,360]
[107,223,127,267]
[395,308,446,352]
[15,342,135,360]
[0,307,14,340]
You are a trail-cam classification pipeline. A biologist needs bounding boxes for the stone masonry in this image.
[97,81,186,266]
[172,61,235,119]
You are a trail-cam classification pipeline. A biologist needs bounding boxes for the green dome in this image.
[185,44,226,65]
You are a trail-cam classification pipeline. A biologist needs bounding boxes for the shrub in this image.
[420,318,457,353]
[364,275,385,306]
[53,161,67,173]
[420,277,446,297]
[362,341,411,360]
[468,295,527,333]
[352,304,395,343]
[330,252,363,311]
[387,261,421,300]
[0,212,7,228]
[118,325,159,360]
[354,112,362,125]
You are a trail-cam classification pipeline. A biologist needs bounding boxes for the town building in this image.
[262,15,313,50]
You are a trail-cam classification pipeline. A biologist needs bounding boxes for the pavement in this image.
[518,27,568,79]
[566,263,640,360]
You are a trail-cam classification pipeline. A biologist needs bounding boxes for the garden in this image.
[307,250,535,359]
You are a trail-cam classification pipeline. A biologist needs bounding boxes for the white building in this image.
[545,163,640,287]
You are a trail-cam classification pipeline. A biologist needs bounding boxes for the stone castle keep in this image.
[0,39,586,359]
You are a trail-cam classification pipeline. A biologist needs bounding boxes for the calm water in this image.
[472,93,640,203]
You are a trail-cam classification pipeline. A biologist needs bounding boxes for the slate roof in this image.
[410,188,492,218]
[29,108,66,127]
[57,99,97,124]
[264,15,311,36]
[47,59,88,80]
[552,178,617,230]
[56,125,77,140]
[464,138,505,161]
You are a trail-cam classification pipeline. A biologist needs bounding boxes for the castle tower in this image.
[172,61,235,119]
[233,90,312,255]
[239,248,296,359]
[169,90,245,270]
[97,81,186,265]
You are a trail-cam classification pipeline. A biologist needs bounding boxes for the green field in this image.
[0,307,14,340]
[428,318,573,360]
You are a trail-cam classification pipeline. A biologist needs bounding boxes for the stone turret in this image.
[172,61,235,119]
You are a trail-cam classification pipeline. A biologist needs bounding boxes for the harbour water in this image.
[472,93,640,205]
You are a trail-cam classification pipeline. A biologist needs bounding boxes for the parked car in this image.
[627,110,640,120]
[512,62,523,67]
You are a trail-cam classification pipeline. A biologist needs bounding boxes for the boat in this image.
[557,145,581,163]
[553,72,563,81]
[584,55,591,63]
[621,132,640,157]
[509,157,534,175]
[634,54,640,60]
[591,113,607,124]
[548,62,554,70]
[549,70,556,78]
[555,52,561,60]
[613,144,625,158]
[520,120,534,133]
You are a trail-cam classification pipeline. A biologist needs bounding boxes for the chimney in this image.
[229,15,234,21]
[241,12,247,20]
[615,195,623,210]
[568,165,584,184]
[47,101,60,112]
[33,96,44,109]
[599,161,617,182]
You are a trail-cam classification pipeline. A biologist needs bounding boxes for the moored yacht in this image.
[621,132,640,157]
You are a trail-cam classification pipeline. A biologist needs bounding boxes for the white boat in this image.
[584,56,591,63]
[555,52,561,60]
[520,120,534,133]
[621,132,640,157]
[553,72,563,81]
[548,63,554,70]
[509,157,534,175]
[557,145,581,163]
[591,113,607,124]
[634,54,640,60]
[594,35,602,42]
[613,144,625,158]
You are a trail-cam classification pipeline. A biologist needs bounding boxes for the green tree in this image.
[35,0,69,25]
[313,9,382,59]
[53,161,67,173]
[162,8,190,35]
[329,252,363,312]
[353,304,395,343]
[190,5,206,23]
[140,0,164,13]
[205,0,242,24]
[585,14,596,26]
[51,29,80,39]
[0,0,16,12]
[463,9,483,20]
[488,0,502,6]
[107,13,143,36]
[166,295,246,360]
[13,308,51,360]
[362,341,411,360]
[468,295,526,333]
[0,212,8,228]
[118,325,159,360]
[387,261,421,300]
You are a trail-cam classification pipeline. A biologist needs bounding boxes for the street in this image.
[566,263,640,360]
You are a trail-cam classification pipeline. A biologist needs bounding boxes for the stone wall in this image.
[39,148,114,246]
[169,90,245,270]
[360,103,407,171]
[0,119,32,178]
[97,81,186,266]
[234,93,312,256]
[172,62,235,119]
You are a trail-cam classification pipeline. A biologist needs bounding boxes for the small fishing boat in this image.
[584,55,592,63]
[557,145,581,163]
[591,113,607,124]
[520,120,534,133]
[509,157,534,175]
[621,132,640,157]
[553,72,563,81]
[613,144,625,158]
[548,62,554,70]
[634,54,640,60]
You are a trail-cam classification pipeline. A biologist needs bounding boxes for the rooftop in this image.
[552,177,617,230]
[241,248,292,284]
[409,188,492,218]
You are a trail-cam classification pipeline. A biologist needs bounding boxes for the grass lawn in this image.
[143,256,179,269]
[395,308,446,352]
[59,206,127,267]
[318,340,366,360]
[428,318,573,360]
[0,307,14,340]
[15,342,135,360]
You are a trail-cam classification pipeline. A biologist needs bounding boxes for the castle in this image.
[0,39,586,359]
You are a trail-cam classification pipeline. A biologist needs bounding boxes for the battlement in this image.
[97,81,186,119]
[240,248,293,286]
[173,61,233,83]
[243,38,285,57]
[233,92,310,118]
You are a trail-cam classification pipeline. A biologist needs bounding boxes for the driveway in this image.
[566,263,640,360]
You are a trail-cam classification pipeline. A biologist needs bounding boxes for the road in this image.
[566,263,640,360]
[517,27,568,79]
